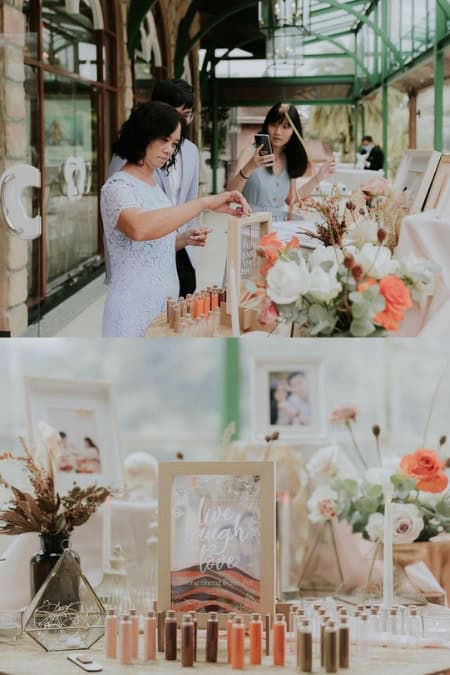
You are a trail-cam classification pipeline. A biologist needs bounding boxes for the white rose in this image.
[266,258,310,305]
[309,246,344,271]
[351,243,399,279]
[365,458,401,489]
[349,216,379,248]
[308,266,342,303]
[306,443,340,481]
[397,253,440,303]
[307,486,338,523]
[391,503,424,544]
[367,504,424,544]
[367,512,384,542]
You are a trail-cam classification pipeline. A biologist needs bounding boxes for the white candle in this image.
[383,487,394,609]
[280,493,291,592]
[102,497,112,571]
[229,264,240,337]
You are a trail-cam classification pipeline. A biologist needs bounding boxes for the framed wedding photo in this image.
[251,357,326,439]
[158,461,275,627]
[393,149,441,214]
[25,377,124,492]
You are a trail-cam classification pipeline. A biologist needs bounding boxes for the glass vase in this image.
[30,533,80,598]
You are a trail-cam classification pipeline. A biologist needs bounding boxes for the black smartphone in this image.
[254,133,273,156]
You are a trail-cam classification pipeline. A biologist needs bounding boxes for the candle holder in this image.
[0,610,23,644]
[297,519,345,596]
[339,541,427,606]
[24,550,105,651]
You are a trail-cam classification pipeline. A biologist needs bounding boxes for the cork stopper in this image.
[146,610,155,618]
[183,614,193,622]
[122,613,130,620]
[167,610,176,619]
[234,616,243,625]
[107,608,115,616]
[275,613,285,622]
[251,613,261,621]
[129,609,137,616]
[208,612,218,621]
[360,613,368,622]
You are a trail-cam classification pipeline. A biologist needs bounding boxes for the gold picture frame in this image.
[393,149,441,213]
[226,211,272,311]
[157,461,275,628]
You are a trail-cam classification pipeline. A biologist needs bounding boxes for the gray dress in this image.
[242,165,291,219]
[101,172,179,337]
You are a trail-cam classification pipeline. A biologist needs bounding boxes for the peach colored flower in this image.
[400,449,448,493]
[329,406,358,425]
[257,296,278,327]
[258,233,300,276]
[359,276,413,331]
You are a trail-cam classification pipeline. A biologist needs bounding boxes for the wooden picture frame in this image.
[251,357,327,440]
[157,461,275,627]
[226,211,272,312]
[393,150,441,214]
[25,376,124,492]
[423,154,450,215]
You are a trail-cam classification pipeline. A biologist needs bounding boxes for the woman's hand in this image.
[206,191,251,217]
[249,145,275,171]
[184,227,213,247]
[317,157,336,181]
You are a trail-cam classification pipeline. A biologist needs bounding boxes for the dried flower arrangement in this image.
[0,431,110,537]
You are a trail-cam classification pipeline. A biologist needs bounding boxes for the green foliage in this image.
[308,304,338,335]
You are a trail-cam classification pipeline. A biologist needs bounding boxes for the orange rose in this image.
[359,276,412,331]
[258,233,300,276]
[400,449,448,493]
[374,275,412,331]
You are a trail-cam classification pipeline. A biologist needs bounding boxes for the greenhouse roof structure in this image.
[127,0,450,179]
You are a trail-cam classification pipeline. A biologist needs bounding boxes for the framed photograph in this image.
[25,377,124,492]
[226,212,272,314]
[158,461,275,627]
[423,154,450,215]
[393,150,441,214]
[251,357,326,439]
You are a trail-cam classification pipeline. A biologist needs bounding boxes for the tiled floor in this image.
[23,213,228,338]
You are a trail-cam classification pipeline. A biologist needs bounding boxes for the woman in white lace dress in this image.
[101,101,250,337]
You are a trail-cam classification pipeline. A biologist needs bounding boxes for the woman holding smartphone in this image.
[226,102,335,217]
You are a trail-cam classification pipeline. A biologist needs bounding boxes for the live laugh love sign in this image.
[158,462,275,626]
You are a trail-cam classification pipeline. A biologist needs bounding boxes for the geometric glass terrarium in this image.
[24,550,106,651]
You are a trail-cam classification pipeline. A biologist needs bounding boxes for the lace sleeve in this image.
[101,176,141,231]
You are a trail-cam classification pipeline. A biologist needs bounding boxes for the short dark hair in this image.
[151,79,194,109]
[112,101,182,168]
[362,135,373,142]
[261,103,308,179]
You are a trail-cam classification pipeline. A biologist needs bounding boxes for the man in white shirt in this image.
[108,79,202,295]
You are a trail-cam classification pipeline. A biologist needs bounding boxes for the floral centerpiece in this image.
[306,408,450,545]
[254,194,440,336]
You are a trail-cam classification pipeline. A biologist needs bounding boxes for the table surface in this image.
[2,633,450,675]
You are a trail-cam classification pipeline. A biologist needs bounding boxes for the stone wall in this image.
[0,0,28,336]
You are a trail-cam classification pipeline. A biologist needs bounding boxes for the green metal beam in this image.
[319,0,404,66]
[434,0,447,151]
[174,0,203,80]
[222,339,240,444]
[381,0,388,175]
[307,30,372,80]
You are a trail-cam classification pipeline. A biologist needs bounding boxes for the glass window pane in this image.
[43,72,99,285]
[42,0,98,78]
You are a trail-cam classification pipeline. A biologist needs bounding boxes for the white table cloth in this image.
[395,210,450,337]
[331,167,383,192]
